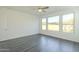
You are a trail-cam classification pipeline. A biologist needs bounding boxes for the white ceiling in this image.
[3,6,79,15]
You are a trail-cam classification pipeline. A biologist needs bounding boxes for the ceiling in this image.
[3,6,79,16]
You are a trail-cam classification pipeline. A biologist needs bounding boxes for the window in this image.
[42,18,46,30]
[62,13,74,32]
[48,16,59,31]
[41,13,74,33]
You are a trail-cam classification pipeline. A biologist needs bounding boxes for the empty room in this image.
[0,6,79,52]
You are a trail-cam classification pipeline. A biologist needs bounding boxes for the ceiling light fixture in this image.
[38,8,42,12]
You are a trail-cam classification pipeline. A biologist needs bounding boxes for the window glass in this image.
[42,18,46,30]
[62,13,74,32]
[48,16,59,31]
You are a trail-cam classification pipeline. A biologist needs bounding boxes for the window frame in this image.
[41,12,75,33]
[62,13,75,33]
[47,16,60,31]
[41,18,47,30]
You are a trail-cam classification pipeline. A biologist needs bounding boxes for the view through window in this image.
[62,13,74,32]
[41,13,74,33]
[48,16,59,31]
[42,18,46,30]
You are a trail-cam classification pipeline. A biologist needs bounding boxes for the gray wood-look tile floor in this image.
[0,34,79,52]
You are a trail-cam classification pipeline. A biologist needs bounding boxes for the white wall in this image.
[40,9,79,42]
[0,8,6,41]
[0,8,39,41]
